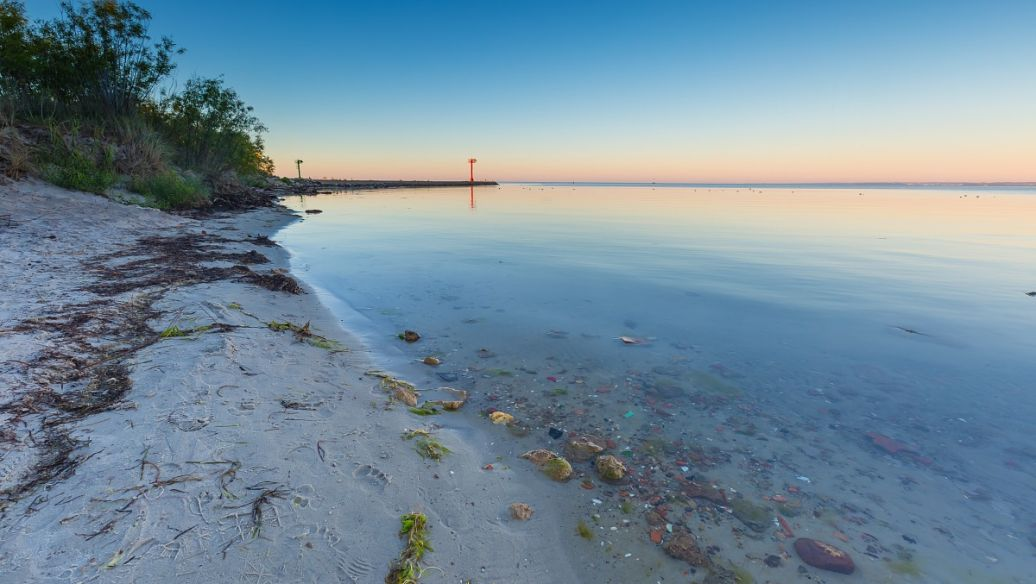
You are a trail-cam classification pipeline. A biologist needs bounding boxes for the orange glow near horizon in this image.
[269,136,1036,183]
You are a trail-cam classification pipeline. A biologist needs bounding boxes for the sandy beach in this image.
[0,179,581,583]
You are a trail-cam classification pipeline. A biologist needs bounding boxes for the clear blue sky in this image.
[27,1,1036,181]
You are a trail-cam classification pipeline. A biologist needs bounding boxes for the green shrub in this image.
[130,170,208,209]
[41,142,117,194]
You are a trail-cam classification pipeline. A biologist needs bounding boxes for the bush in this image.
[154,77,273,177]
[40,134,117,194]
[129,170,208,209]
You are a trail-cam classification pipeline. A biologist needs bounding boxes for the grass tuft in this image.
[41,140,118,194]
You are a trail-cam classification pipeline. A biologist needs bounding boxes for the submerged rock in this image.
[509,503,534,521]
[521,449,558,465]
[520,449,573,481]
[565,435,605,461]
[647,376,686,399]
[434,388,468,411]
[595,455,627,481]
[684,480,728,504]
[663,530,709,567]
[794,538,855,574]
[380,376,418,407]
[422,356,440,366]
[402,330,421,343]
[489,411,513,424]
[542,457,573,481]
[393,386,418,407]
[730,498,770,532]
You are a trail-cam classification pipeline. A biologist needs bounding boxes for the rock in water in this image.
[519,449,572,481]
[521,449,558,465]
[663,530,709,567]
[565,435,605,461]
[794,538,855,574]
[595,455,627,481]
[402,330,421,343]
[489,411,514,424]
[509,503,534,520]
[393,386,418,407]
[422,356,440,366]
[542,457,573,481]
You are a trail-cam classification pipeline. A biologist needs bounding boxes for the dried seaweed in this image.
[0,230,289,513]
[242,270,302,294]
[0,430,83,512]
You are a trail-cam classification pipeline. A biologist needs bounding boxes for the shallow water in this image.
[280,184,1036,583]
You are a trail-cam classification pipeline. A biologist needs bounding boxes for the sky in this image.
[26,0,1036,182]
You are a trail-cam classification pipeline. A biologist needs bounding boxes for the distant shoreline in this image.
[505,181,1036,189]
[305,179,498,191]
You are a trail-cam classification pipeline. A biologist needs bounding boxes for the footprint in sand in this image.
[338,556,375,583]
[351,464,390,491]
[167,403,211,431]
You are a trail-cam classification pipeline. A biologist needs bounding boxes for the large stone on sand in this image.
[565,435,605,461]
[663,530,709,567]
[595,455,627,481]
[794,538,855,574]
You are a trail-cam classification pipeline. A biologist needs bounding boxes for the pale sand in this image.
[0,179,580,583]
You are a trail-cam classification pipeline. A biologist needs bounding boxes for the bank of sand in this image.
[0,179,580,583]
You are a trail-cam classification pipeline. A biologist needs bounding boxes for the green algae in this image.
[688,371,742,397]
[387,512,432,584]
[887,559,922,576]
[577,519,593,540]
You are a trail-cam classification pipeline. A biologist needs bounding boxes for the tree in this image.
[0,0,181,117]
[156,76,272,176]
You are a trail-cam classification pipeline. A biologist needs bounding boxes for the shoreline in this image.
[0,179,578,583]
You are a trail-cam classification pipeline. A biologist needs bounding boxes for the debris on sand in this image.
[509,503,534,521]
[386,512,432,584]
[241,268,302,294]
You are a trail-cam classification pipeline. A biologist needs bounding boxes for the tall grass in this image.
[129,170,208,210]
[0,108,33,179]
[39,125,118,194]
[109,116,170,177]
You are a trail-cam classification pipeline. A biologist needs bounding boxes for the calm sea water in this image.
[280,184,1036,583]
